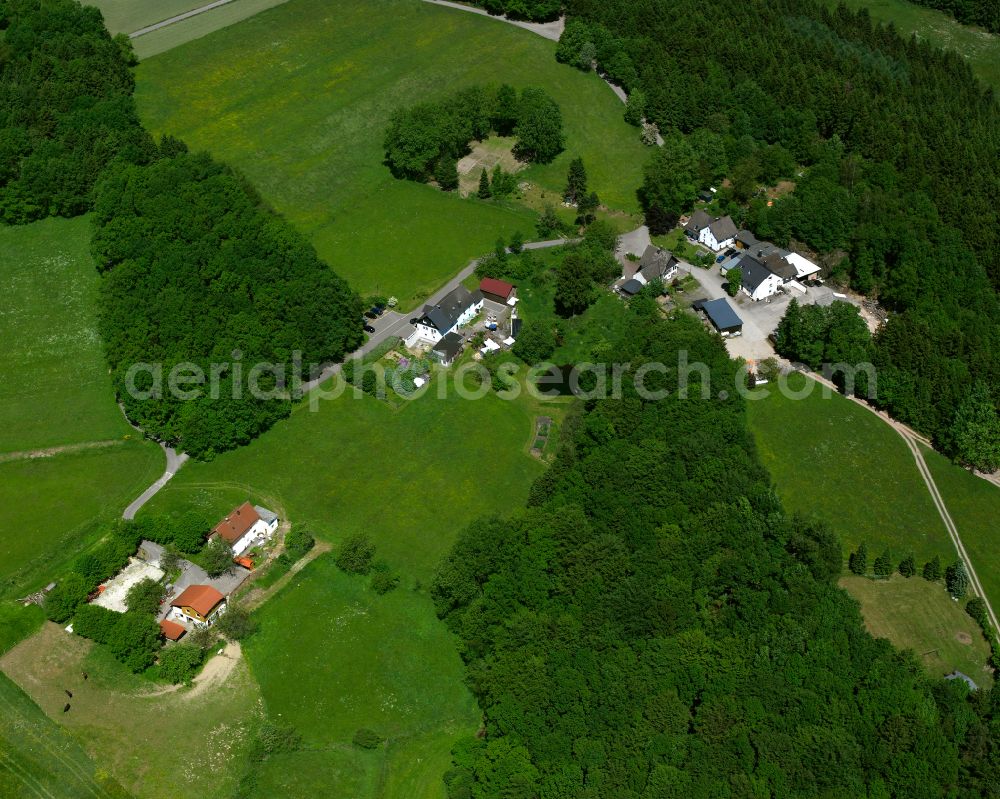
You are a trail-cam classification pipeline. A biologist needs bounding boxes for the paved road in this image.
[122,445,189,520]
[129,0,239,37]
[420,0,564,40]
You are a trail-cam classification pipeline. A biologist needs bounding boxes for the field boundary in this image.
[129,0,237,37]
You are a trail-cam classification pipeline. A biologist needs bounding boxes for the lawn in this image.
[0,670,131,799]
[243,555,479,798]
[134,0,647,303]
[0,623,262,799]
[822,0,1000,92]
[921,447,1000,614]
[746,372,955,565]
[86,0,211,34]
[840,574,993,687]
[0,217,140,453]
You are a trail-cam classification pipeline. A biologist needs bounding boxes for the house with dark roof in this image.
[431,331,465,366]
[685,212,738,252]
[410,286,484,345]
[619,278,644,297]
[635,245,680,284]
[735,255,784,302]
[700,298,743,336]
[168,585,227,628]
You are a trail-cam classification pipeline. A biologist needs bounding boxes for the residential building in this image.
[635,245,680,284]
[168,585,226,628]
[686,212,737,252]
[212,501,279,558]
[479,278,517,305]
[431,331,465,366]
[410,286,484,345]
[736,255,784,302]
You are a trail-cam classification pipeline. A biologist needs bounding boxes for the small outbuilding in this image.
[479,278,516,305]
[620,278,644,297]
[701,298,743,336]
[159,619,187,641]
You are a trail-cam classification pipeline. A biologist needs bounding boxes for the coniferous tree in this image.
[434,155,459,191]
[848,542,867,576]
[946,560,970,599]
[898,554,916,578]
[565,157,588,203]
[923,556,942,582]
[873,549,893,578]
[477,168,491,199]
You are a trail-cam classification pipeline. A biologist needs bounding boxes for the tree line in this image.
[1,0,364,459]
[909,0,1000,33]
[433,300,1000,797]
[383,84,563,186]
[557,0,1000,469]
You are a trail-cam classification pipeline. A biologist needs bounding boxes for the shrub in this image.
[353,728,383,749]
[157,644,205,684]
[284,527,315,563]
[370,561,400,595]
[107,612,162,673]
[336,534,376,575]
[126,578,164,615]
[202,538,234,577]
[255,721,302,757]
[45,574,92,623]
[923,556,942,581]
[73,604,120,644]
[215,604,257,641]
[965,597,988,627]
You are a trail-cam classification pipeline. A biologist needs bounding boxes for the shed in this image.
[159,619,187,641]
[620,278,644,296]
[479,278,516,304]
[701,298,743,335]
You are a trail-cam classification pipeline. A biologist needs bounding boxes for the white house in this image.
[167,585,227,628]
[736,255,785,302]
[212,502,279,558]
[685,211,737,252]
[634,245,680,285]
[408,286,484,347]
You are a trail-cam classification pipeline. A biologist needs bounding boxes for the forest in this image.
[909,0,1000,33]
[0,0,363,458]
[434,302,1000,798]
[470,0,562,22]
[554,0,1000,463]
[92,149,363,458]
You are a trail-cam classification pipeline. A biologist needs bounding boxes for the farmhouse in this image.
[409,285,484,346]
[168,585,227,628]
[685,212,737,252]
[723,237,822,301]
[697,298,743,336]
[431,331,465,366]
[479,277,517,305]
[737,255,785,302]
[636,245,680,283]
[212,502,279,558]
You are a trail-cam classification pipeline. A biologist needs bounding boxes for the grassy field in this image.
[746,372,955,565]
[823,0,1000,91]
[134,0,647,304]
[0,670,132,799]
[244,555,478,799]
[841,574,993,687]
[921,447,1000,614]
[1,623,262,799]
[0,217,141,453]
[87,0,209,34]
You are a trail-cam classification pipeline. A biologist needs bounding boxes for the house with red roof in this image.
[168,585,227,628]
[479,278,517,305]
[211,501,279,558]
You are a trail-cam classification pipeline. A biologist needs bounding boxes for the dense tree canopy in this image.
[434,304,1000,798]
[0,0,153,222]
[910,0,1000,33]
[559,0,1000,457]
[92,151,363,458]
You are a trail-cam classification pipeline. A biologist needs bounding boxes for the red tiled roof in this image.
[479,278,515,299]
[212,502,260,544]
[170,585,225,618]
[159,620,187,640]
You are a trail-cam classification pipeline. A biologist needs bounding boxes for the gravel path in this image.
[128,0,238,38]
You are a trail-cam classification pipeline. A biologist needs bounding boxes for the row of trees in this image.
[92,149,363,459]
[468,0,562,21]
[433,300,1000,797]
[383,84,563,183]
[561,0,1000,464]
[909,0,1000,33]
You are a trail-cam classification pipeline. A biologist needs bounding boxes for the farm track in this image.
[802,370,999,634]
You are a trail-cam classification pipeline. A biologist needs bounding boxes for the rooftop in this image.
[213,502,260,544]
[421,286,482,333]
[171,584,225,617]
[479,277,515,299]
[253,505,278,525]
[159,619,187,641]
[432,331,465,359]
[702,298,743,331]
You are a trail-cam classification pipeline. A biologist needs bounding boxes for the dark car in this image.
[364,310,378,319]
[716,253,727,263]
[369,306,384,317]
[363,323,376,334]
[724,248,737,257]
[409,317,420,325]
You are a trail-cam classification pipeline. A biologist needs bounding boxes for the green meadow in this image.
[86,0,209,34]
[0,217,163,596]
[134,0,647,304]
[746,372,955,565]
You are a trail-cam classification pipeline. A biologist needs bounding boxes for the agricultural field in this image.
[243,555,478,798]
[922,447,1000,614]
[1,624,262,799]
[841,574,993,687]
[87,0,209,34]
[134,0,647,304]
[746,372,956,565]
[0,217,163,597]
[823,0,1000,91]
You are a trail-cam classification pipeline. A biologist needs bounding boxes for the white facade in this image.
[168,600,227,628]
[699,227,736,252]
[230,516,276,557]
[785,252,821,280]
[410,297,483,346]
[743,272,783,302]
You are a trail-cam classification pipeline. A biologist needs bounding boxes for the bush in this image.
[255,721,302,757]
[107,612,162,673]
[923,556,942,581]
[202,538,234,577]
[126,578,164,615]
[215,604,257,641]
[284,527,315,563]
[353,728,383,749]
[336,534,376,575]
[898,554,916,578]
[965,597,988,627]
[73,604,120,644]
[369,561,400,595]
[157,644,205,684]
[45,574,92,623]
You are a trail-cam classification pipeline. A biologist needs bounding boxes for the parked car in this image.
[724,248,737,257]
[363,323,376,333]
[369,306,384,317]
[364,310,378,319]
[409,317,420,325]
[716,253,727,263]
